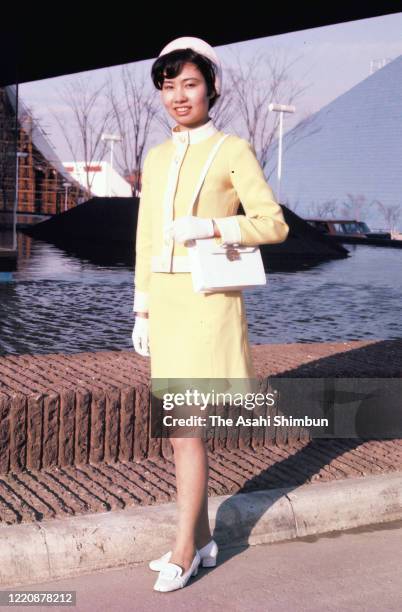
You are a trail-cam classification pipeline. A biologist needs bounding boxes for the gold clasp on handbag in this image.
[225,246,241,261]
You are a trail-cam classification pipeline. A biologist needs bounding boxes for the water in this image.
[0,234,401,355]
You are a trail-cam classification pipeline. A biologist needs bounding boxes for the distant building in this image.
[0,85,88,216]
[63,160,132,197]
[265,55,402,228]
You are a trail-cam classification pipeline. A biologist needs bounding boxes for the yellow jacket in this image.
[133,119,289,312]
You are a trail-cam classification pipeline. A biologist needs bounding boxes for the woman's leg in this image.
[195,477,213,550]
[168,436,212,572]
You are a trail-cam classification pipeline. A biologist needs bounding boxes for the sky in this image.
[19,13,402,164]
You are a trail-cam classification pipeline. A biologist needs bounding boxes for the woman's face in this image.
[161,62,212,130]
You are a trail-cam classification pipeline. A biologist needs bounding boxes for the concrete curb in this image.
[1,471,402,588]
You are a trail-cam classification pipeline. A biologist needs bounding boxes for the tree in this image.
[105,64,160,196]
[373,199,402,231]
[340,193,368,221]
[308,199,339,218]
[223,44,321,178]
[49,75,115,194]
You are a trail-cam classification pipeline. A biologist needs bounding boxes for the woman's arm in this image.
[214,138,289,246]
[133,148,155,314]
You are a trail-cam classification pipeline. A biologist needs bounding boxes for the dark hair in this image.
[151,48,220,110]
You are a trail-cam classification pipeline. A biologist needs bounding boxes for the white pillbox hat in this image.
[158,36,222,95]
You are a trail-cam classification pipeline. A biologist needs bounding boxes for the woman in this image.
[132,36,289,593]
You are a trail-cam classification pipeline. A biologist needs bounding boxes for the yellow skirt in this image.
[148,272,258,436]
[148,272,256,380]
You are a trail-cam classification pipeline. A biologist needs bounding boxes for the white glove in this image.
[132,316,149,356]
[165,216,214,244]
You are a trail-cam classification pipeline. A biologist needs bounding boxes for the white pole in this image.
[109,140,114,197]
[101,133,121,197]
[277,111,283,204]
[268,103,295,206]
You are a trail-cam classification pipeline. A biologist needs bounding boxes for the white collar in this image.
[171,118,218,145]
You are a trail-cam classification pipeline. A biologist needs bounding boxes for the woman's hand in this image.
[132,316,150,356]
[164,216,215,244]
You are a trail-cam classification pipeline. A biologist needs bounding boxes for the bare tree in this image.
[49,75,115,194]
[308,199,339,218]
[372,199,402,232]
[340,193,368,221]
[105,64,160,195]
[223,44,321,177]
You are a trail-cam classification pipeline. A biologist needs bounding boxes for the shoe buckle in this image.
[160,563,181,579]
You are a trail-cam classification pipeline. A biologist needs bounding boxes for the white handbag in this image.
[185,134,267,293]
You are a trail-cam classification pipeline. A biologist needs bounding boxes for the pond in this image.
[0,235,401,356]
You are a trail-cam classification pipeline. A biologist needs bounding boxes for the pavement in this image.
[6,518,402,611]
[0,443,402,589]
[0,338,402,591]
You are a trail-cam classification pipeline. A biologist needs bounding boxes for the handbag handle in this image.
[186,134,230,217]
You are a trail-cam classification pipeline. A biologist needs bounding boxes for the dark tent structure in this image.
[22,197,349,271]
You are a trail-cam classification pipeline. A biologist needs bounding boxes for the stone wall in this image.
[0,339,399,474]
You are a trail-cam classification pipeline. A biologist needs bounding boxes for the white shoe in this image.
[153,550,201,592]
[149,539,218,572]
